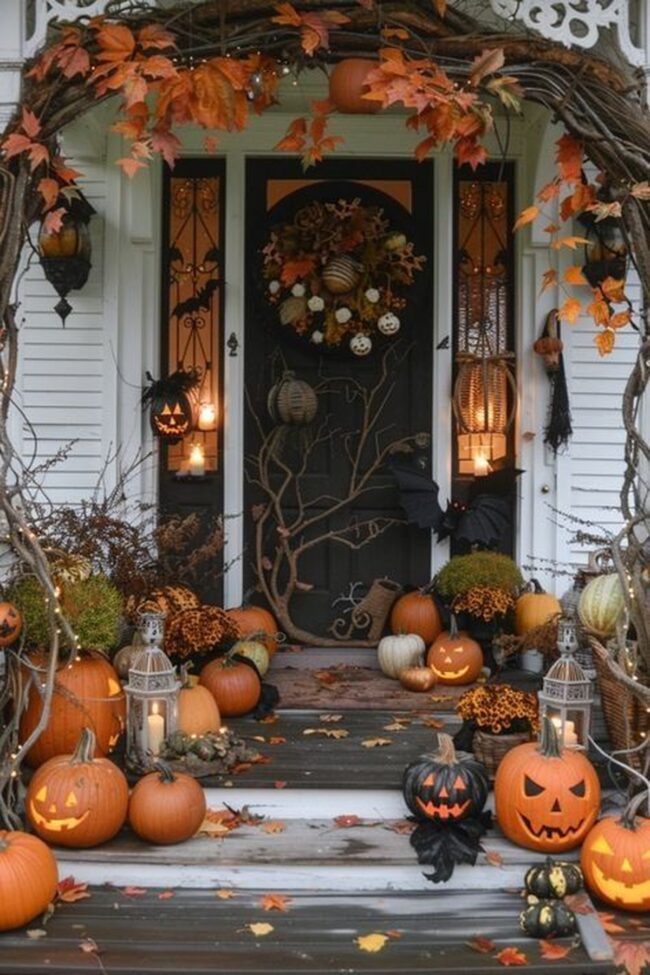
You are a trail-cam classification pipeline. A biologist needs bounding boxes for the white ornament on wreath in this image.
[350,333,373,357]
[308,295,325,312]
[291,282,306,297]
[311,330,324,344]
[377,312,401,336]
[269,280,280,295]
[365,288,380,303]
[335,307,352,324]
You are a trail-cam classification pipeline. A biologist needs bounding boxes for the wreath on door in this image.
[261,197,426,356]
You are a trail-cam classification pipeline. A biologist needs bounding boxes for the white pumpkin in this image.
[578,573,625,638]
[377,633,426,679]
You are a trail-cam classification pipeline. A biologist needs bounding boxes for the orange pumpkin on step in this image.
[390,591,442,645]
[0,830,58,931]
[515,580,561,636]
[199,655,262,717]
[177,670,221,737]
[128,764,207,845]
[328,59,381,114]
[426,617,483,685]
[226,605,279,656]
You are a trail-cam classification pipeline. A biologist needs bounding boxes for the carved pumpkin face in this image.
[495,719,600,853]
[0,602,22,647]
[151,393,193,442]
[29,783,92,834]
[581,816,650,912]
[402,734,489,823]
[427,627,483,686]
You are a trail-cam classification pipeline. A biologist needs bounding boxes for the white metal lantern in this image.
[538,616,593,749]
[124,612,180,770]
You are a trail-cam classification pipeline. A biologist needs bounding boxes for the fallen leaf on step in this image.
[495,946,528,966]
[215,889,236,899]
[421,717,445,729]
[26,929,47,940]
[158,890,175,900]
[334,814,362,827]
[612,940,650,975]
[79,938,101,955]
[121,886,147,897]
[597,912,625,934]
[259,713,278,724]
[261,820,286,834]
[627,917,650,930]
[385,819,415,834]
[468,936,496,953]
[56,877,91,903]
[274,780,287,789]
[386,929,402,940]
[384,721,409,731]
[303,727,349,738]
[539,940,572,960]
[430,694,454,703]
[268,736,287,745]
[564,892,593,915]
[248,922,274,937]
[319,713,343,722]
[313,669,339,686]
[361,737,392,748]
[251,735,266,742]
[484,849,504,867]
[356,932,389,953]
[260,893,292,912]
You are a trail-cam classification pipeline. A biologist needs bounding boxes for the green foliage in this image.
[9,573,123,651]
[435,551,523,599]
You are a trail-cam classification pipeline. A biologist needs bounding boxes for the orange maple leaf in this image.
[555,133,583,183]
[56,877,91,903]
[116,157,147,178]
[558,297,582,323]
[455,137,487,170]
[513,205,539,231]
[95,23,137,63]
[280,257,316,286]
[537,179,560,203]
[599,276,627,303]
[138,23,176,50]
[260,820,286,834]
[539,939,572,960]
[564,265,588,286]
[469,48,505,86]
[586,297,610,326]
[260,893,292,912]
[612,939,650,975]
[495,946,529,966]
[468,936,496,954]
[540,268,558,293]
[595,328,615,356]
[38,177,60,211]
[41,206,66,235]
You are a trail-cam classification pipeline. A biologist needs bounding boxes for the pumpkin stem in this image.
[153,761,177,784]
[448,614,459,640]
[620,791,649,828]
[433,732,457,765]
[538,716,562,758]
[180,663,198,689]
[529,579,545,594]
[70,727,96,765]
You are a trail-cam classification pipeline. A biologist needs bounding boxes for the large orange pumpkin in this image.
[128,765,207,845]
[328,59,381,114]
[581,810,650,913]
[515,580,561,636]
[199,656,262,717]
[177,676,221,737]
[226,605,279,656]
[390,592,442,645]
[0,830,59,931]
[19,650,126,767]
[495,717,600,853]
[25,727,129,848]
[0,601,22,647]
[426,617,483,686]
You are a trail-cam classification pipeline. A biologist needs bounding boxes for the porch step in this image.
[54,815,574,892]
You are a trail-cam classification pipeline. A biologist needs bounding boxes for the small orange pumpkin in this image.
[581,806,650,913]
[0,601,22,647]
[426,617,483,686]
[515,580,561,636]
[390,591,442,645]
[25,727,129,847]
[199,655,262,717]
[177,671,221,737]
[328,59,381,114]
[128,764,207,845]
[0,830,58,931]
[226,605,279,656]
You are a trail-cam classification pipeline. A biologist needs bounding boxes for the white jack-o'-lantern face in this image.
[350,333,372,356]
[377,312,401,336]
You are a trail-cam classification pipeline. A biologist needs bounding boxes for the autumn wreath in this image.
[261,197,426,355]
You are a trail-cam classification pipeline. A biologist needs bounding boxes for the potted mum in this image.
[455,683,540,779]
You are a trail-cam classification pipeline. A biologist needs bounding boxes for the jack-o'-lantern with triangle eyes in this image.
[402,733,489,823]
[0,602,22,647]
[495,717,600,853]
[426,616,483,686]
[581,810,650,913]
[141,368,200,444]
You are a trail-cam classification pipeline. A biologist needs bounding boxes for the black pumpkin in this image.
[520,897,576,938]
[402,733,489,823]
[525,858,583,899]
[141,369,199,443]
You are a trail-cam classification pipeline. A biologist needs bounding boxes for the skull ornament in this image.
[349,333,372,357]
[377,312,401,336]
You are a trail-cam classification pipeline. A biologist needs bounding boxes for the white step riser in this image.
[205,788,407,819]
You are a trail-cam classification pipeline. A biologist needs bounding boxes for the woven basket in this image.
[592,642,649,771]
[472,729,531,779]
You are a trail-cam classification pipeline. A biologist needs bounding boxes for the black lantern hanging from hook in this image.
[38,193,96,325]
[579,208,627,290]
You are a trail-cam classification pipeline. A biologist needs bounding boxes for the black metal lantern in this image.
[579,210,627,290]
[38,194,95,325]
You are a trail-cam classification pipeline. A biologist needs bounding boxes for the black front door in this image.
[244,157,434,641]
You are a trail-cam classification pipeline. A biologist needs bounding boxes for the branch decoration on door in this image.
[261,198,425,356]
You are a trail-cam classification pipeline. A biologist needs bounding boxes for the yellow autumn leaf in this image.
[513,205,539,231]
[261,820,286,834]
[540,268,558,293]
[564,265,587,285]
[558,297,582,323]
[595,329,615,356]
[361,738,392,748]
[248,922,274,937]
[215,889,236,899]
[356,932,389,953]
[631,180,650,200]
[550,235,590,250]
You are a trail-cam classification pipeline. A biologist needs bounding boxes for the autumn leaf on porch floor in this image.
[319,713,343,722]
[215,889,236,899]
[467,936,496,954]
[268,736,287,745]
[361,737,392,748]
[538,939,573,961]
[612,939,650,975]
[484,849,504,867]
[120,886,147,897]
[26,929,48,940]
[495,946,529,966]
[260,820,286,834]
[421,717,445,729]
[247,922,274,937]
[356,932,390,953]
[334,814,363,828]
[384,721,410,731]
[56,878,91,903]
[303,727,349,739]
[259,713,279,724]
[274,780,288,789]
[260,893,292,912]
[598,912,626,934]
[384,819,416,835]
[564,892,594,915]
[158,890,175,900]
[313,670,340,687]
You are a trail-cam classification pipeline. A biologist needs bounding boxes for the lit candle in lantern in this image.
[147,702,165,756]
[551,716,578,748]
[189,443,205,477]
[198,402,217,431]
[473,451,491,476]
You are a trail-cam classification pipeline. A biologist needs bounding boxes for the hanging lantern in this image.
[579,211,627,289]
[538,617,594,750]
[197,401,217,431]
[141,368,200,443]
[38,194,95,326]
[453,351,516,476]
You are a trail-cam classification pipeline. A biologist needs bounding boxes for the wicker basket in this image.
[472,729,531,779]
[592,641,649,771]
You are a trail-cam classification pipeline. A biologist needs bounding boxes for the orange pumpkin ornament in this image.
[0,830,58,932]
[19,650,126,767]
[199,655,262,717]
[0,601,22,647]
[515,580,561,636]
[495,717,600,853]
[177,671,221,737]
[399,666,437,692]
[25,727,129,848]
[226,605,279,656]
[128,764,207,845]
[390,591,442,645]
[581,803,650,913]
[328,59,381,114]
[426,616,483,686]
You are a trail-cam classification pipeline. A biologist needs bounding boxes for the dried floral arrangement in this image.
[261,197,425,355]
[494,618,560,661]
[457,684,540,736]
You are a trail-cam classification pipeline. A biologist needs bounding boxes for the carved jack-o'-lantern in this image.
[426,616,483,686]
[141,369,199,444]
[402,733,489,823]
[349,333,373,357]
[495,717,600,853]
[0,602,22,647]
[581,811,650,913]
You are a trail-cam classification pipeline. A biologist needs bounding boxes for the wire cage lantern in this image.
[538,616,594,750]
[453,348,517,476]
[124,612,180,771]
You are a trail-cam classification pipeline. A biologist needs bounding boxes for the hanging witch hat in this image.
[534,310,572,454]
